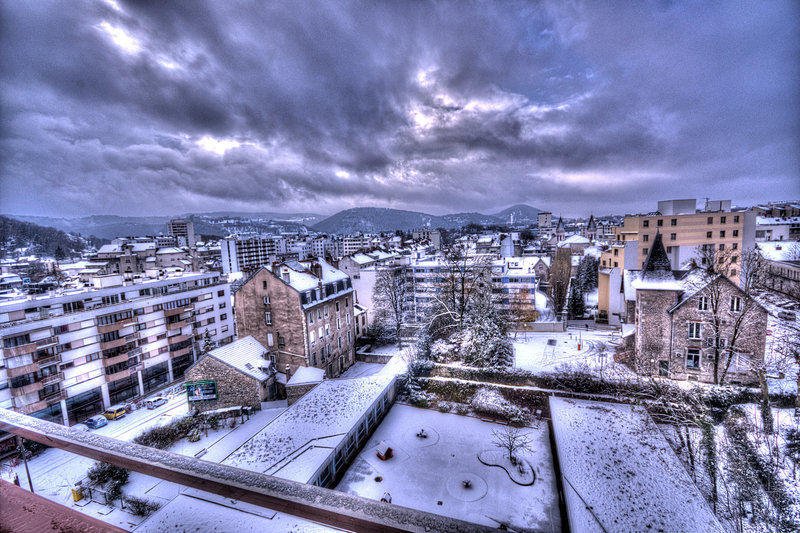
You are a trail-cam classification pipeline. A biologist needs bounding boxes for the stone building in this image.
[234,258,356,378]
[631,233,767,385]
[184,336,278,412]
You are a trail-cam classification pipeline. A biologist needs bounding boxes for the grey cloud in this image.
[1,0,798,218]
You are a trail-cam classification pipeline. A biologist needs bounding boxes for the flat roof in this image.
[550,397,723,533]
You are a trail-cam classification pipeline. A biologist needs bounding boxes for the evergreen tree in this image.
[569,283,585,319]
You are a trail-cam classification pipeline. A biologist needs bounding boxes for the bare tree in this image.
[374,266,407,347]
[688,246,767,386]
[491,426,533,463]
[549,247,572,321]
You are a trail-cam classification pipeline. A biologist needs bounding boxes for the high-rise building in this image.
[168,219,196,248]
[0,272,233,426]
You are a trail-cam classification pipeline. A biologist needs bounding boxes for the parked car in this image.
[102,406,127,420]
[83,415,108,429]
[146,396,168,409]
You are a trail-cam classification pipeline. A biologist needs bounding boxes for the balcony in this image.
[40,372,64,386]
[34,353,62,368]
[105,368,131,383]
[103,353,130,367]
[164,305,194,317]
[170,345,193,358]
[97,318,137,334]
[17,399,48,415]
[42,389,67,403]
[99,337,127,351]
[6,362,39,379]
[166,320,189,331]
[10,381,43,397]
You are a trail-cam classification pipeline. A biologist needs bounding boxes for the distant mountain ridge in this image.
[5,204,542,239]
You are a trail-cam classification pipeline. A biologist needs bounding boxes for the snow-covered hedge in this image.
[470,387,530,426]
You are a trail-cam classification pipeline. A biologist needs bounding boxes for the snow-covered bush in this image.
[470,387,530,425]
[430,339,457,362]
[125,495,161,517]
[87,462,129,487]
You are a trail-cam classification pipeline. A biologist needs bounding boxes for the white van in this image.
[147,396,168,409]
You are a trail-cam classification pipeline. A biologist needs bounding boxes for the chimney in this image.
[311,262,323,279]
[285,364,291,379]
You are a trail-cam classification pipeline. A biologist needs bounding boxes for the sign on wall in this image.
[185,380,217,402]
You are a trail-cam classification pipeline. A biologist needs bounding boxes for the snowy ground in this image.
[1,397,288,531]
[335,404,561,532]
[512,328,633,378]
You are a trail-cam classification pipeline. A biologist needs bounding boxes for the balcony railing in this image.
[40,372,64,386]
[34,353,62,368]
[10,381,43,397]
[41,388,67,403]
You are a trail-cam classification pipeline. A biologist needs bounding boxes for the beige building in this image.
[234,259,356,378]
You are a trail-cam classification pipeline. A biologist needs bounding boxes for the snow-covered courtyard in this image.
[335,404,561,531]
[512,328,630,377]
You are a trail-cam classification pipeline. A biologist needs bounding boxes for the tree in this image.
[491,426,533,463]
[459,294,514,368]
[374,266,407,347]
[576,255,598,293]
[549,248,572,321]
[201,330,216,354]
[568,282,585,319]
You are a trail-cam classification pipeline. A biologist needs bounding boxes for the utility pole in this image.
[16,436,34,493]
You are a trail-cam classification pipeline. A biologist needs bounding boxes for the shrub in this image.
[455,404,470,416]
[133,415,202,449]
[125,495,161,517]
[87,462,129,487]
[470,387,530,425]
[437,402,452,413]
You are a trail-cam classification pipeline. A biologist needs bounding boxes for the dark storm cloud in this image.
[1,0,798,218]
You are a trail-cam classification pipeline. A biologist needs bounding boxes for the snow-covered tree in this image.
[576,255,598,293]
[373,266,407,347]
[568,282,585,319]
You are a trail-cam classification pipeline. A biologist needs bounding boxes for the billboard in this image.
[185,380,217,402]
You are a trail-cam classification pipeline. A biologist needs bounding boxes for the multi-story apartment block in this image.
[613,199,756,276]
[412,230,442,249]
[168,219,196,248]
[537,212,552,233]
[342,234,371,256]
[221,235,287,274]
[755,216,800,242]
[0,272,233,426]
[234,259,356,378]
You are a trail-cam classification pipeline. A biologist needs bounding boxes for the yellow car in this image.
[102,406,127,420]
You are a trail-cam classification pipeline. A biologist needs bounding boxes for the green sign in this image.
[186,380,217,402]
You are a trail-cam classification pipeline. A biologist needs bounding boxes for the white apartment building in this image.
[0,272,233,427]
[221,235,287,274]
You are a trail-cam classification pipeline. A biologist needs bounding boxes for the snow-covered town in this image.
[2,2,800,532]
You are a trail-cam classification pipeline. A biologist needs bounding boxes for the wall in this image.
[184,355,263,412]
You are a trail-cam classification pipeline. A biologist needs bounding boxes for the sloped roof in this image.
[204,336,273,382]
[287,366,325,385]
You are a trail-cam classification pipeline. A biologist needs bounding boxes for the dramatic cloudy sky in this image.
[1,0,798,218]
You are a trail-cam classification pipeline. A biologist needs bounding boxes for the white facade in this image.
[0,272,233,425]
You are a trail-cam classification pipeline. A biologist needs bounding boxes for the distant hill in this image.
[0,216,109,258]
[441,212,503,227]
[492,204,541,224]
[192,211,325,226]
[6,215,173,240]
[312,208,459,234]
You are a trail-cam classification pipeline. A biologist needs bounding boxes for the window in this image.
[666,246,673,253]
[345,298,349,308]
[324,306,329,318]
[707,217,713,224]
[671,218,677,226]
[688,322,701,339]
[642,234,649,242]
[312,352,317,366]
[730,297,742,312]
[3,333,30,348]
[614,261,619,267]
[698,296,709,311]
[310,331,316,347]
[337,318,341,330]
[732,243,738,250]
[719,244,725,251]
[730,352,749,373]
[657,219,663,227]
[153,304,163,311]
[262,280,267,290]
[670,233,676,241]
[720,216,726,223]
[659,361,669,377]
[336,302,340,312]
[325,325,330,337]
[265,312,272,325]
[218,290,225,297]
[222,325,229,333]
[642,248,648,255]
[219,302,226,309]
[734,215,739,223]
[733,229,739,237]
[706,231,712,238]
[338,336,342,349]
[220,313,227,320]
[318,309,322,320]
[308,312,314,325]
[643,220,649,228]
[719,230,726,238]
[687,348,701,369]
[86,352,101,362]
[613,249,619,256]
[267,333,274,346]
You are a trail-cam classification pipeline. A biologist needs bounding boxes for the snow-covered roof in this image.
[351,253,375,265]
[156,247,184,255]
[203,336,273,382]
[550,397,724,533]
[275,258,350,294]
[557,235,590,247]
[224,375,395,483]
[131,242,156,252]
[287,366,325,385]
[756,216,800,225]
[583,246,603,259]
[97,244,121,254]
[758,241,800,263]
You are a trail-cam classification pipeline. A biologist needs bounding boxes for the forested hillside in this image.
[0,215,107,259]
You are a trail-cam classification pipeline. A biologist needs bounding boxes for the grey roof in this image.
[640,233,673,280]
[205,336,273,382]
